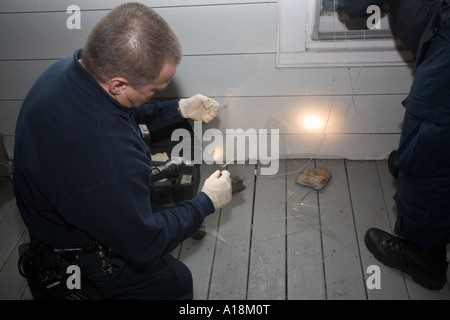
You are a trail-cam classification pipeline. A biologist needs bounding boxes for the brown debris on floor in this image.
[295,167,332,190]
[230,174,246,195]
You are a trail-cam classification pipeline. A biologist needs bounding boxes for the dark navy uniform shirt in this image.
[338,0,441,59]
[13,49,214,265]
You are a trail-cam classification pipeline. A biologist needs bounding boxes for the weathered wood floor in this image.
[1,160,449,300]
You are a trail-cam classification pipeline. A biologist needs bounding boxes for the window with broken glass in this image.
[316,0,394,40]
[276,0,413,68]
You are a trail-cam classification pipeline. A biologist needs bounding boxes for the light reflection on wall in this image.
[302,115,325,131]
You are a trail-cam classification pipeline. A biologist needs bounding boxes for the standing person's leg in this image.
[393,113,450,248]
[365,8,450,290]
[365,113,449,290]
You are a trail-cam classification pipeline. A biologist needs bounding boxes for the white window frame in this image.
[276,0,414,68]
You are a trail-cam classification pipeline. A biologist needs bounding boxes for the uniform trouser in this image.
[81,200,193,300]
[393,111,450,248]
[393,7,450,248]
[81,251,193,300]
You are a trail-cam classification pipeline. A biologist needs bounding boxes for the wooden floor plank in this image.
[178,163,223,300]
[0,181,30,300]
[375,160,398,232]
[0,198,27,277]
[0,181,15,219]
[317,159,366,300]
[285,159,325,300]
[0,183,32,299]
[1,160,449,300]
[0,229,30,300]
[208,163,255,300]
[247,160,286,300]
[346,160,409,300]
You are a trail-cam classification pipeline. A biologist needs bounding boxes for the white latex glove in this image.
[179,94,220,123]
[201,170,232,210]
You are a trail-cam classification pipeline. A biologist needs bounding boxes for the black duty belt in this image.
[29,237,116,274]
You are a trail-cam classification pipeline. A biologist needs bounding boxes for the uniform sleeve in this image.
[134,100,183,132]
[59,170,215,265]
[389,0,441,58]
[337,0,386,18]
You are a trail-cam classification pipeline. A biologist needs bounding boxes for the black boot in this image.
[364,228,448,290]
[191,223,207,240]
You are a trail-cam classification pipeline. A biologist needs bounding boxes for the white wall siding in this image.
[0,0,413,160]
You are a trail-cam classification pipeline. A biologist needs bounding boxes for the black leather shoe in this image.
[364,228,448,290]
[191,223,207,240]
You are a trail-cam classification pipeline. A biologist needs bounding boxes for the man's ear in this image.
[106,77,129,96]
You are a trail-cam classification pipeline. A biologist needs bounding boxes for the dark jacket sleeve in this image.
[134,100,183,132]
[60,172,215,265]
[338,0,441,58]
[389,0,441,58]
[337,0,387,18]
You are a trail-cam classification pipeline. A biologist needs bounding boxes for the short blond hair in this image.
[82,2,182,88]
